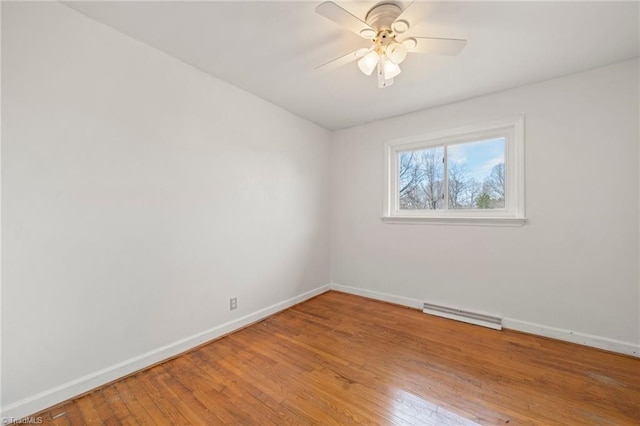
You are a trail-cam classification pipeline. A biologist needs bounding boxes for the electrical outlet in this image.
[230,297,237,310]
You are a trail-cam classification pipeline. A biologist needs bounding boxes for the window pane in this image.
[399,146,444,210]
[447,138,505,209]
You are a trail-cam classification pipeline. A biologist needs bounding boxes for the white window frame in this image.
[383,116,526,226]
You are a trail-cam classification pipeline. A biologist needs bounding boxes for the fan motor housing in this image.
[365,3,403,31]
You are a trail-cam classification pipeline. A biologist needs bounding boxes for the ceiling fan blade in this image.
[315,48,369,72]
[406,37,467,56]
[316,1,376,38]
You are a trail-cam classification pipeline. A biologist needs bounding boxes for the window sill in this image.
[381,216,527,227]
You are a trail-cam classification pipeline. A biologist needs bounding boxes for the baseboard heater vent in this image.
[423,302,502,330]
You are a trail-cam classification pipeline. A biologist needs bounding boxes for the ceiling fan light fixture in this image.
[386,42,407,64]
[357,50,379,76]
[314,1,467,88]
[392,19,409,34]
[382,57,401,79]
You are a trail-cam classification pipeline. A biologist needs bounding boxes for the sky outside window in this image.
[447,137,505,182]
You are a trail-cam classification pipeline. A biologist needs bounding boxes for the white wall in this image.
[3,0,638,420]
[2,1,330,415]
[331,59,640,353]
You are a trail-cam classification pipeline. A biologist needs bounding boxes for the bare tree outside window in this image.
[398,151,424,209]
[399,147,443,210]
[485,163,505,208]
[420,148,444,209]
[447,162,470,209]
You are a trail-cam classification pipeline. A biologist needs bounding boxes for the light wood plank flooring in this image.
[33,291,639,425]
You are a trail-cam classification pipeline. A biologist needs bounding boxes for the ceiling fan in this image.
[315,1,467,88]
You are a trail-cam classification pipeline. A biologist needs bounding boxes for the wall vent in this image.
[423,302,502,330]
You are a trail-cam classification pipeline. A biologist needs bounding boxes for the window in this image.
[383,116,525,226]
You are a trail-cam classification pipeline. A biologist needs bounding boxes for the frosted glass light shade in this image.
[357,51,379,76]
[382,58,401,79]
[386,42,407,64]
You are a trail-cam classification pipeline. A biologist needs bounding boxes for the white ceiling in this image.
[65,1,639,130]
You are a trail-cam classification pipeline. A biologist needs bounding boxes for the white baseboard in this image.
[502,318,639,358]
[1,284,331,421]
[331,283,639,358]
[330,283,423,310]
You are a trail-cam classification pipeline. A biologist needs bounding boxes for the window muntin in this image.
[384,117,524,225]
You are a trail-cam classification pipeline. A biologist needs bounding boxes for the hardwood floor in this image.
[34,291,639,425]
